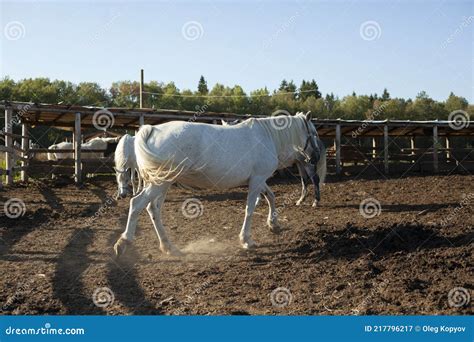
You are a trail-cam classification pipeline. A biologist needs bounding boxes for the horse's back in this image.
[138,121,278,189]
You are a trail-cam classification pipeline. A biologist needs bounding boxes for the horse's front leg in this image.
[239,177,265,249]
[295,162,308,206]
[114,184,161,257]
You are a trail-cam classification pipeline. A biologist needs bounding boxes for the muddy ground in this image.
[0,174,472,315]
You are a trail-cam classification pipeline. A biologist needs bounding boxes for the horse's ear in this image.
[305,111,312,121]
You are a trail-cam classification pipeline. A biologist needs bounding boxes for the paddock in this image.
[0,174,472,314]
[0,101,472,315]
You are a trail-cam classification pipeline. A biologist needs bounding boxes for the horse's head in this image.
[295,112,320,164]
[114,166,132,199]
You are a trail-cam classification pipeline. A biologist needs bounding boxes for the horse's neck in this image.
[259,118,305,164]
[125,138,137,167]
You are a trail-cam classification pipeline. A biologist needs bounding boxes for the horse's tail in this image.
[135,125,186,185]
[316,139,327,186]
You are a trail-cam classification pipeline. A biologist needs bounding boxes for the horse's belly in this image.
[178,169,250,190]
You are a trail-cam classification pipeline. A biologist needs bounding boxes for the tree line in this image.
[0,76,471,121]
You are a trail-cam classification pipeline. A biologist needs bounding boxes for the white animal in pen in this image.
[114,112,326,257]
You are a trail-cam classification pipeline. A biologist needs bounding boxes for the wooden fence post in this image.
[335,122,341,175]
[5,107,13,185]
[384,124,389,174]
[21,124,29,182]
[433,124,439,173]
[74,112,82,184]
[139,69,144,109]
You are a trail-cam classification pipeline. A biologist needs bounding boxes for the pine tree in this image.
[299,79,322,101]
[382,88,390,101]
[197,75,209,95]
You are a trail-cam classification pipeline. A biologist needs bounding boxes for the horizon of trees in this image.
[0,76,471,121]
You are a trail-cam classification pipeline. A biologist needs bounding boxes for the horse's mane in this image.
[115,134,134,170]
[251,113,307,158]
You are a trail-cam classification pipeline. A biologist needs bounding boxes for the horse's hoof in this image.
[312,200,318,208]
[161,244,183,256]
[270,225,281,234]
[114,237,130,257]
[295,200,302,206]
[242,240,257,250]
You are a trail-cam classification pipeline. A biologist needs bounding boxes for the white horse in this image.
[47,137,120,160]
[114,112,326,256]
[222,118,326,207]
[114,134,142,198]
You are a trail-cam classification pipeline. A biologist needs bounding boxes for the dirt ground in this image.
[0,174,472,315]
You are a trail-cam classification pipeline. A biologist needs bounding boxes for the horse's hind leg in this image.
[239,177,265,249]
[114,184,161,257]
[261,184,280,233]
[145,183,180,256]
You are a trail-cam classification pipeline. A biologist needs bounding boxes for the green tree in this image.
[299,79,322,101]
[381,88,390,101]
[197,75,209,95]
[0,77,16,101]
[445,92,468,113]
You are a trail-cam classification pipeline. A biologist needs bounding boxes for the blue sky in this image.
[1,0,472,102]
